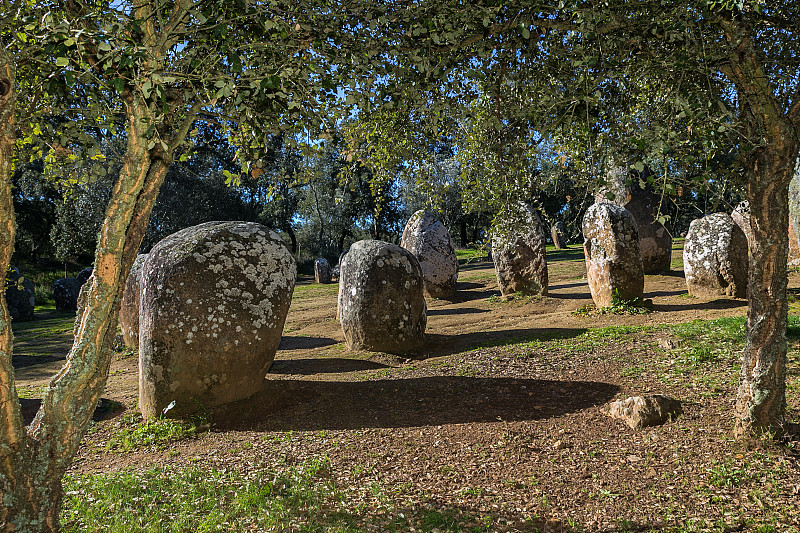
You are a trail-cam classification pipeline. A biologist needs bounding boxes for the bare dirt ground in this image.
[14,245,800,531]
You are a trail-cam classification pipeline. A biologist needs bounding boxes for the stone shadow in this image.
[652,298,746,312]
[269,358,390,375]
[213,376,619,431]
[422,327,587,357]
[645,289,690,298]
[427,307,489,317]
[19,397,123,426]
[279,336,338,350]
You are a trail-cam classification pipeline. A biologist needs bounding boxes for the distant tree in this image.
[240,133,304,253]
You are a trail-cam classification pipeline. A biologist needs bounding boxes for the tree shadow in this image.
[213,376,619,432]
[547,281,587,290]
[269,357,390,375]
[449,287,500,302]
[548,291,592,300]
[649,269,686,278]
[279,336,338,350]
[653,298,746,312]
[427,307,489,316]
[546,248,585,262]
[19,397,123,426]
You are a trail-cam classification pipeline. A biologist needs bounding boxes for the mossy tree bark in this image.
[0,5,195,528]
[720,18,800,438]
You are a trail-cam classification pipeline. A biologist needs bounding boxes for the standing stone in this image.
[551,221,567,249]
[139,221,296,419]
[119,254,148,349]
[314,258,332,284]
[491,204,548,297]
[582,203,644,307]
[731,201,754,252]
[684,213,748,298]
[76,267,93,286]
[599,164,672,273]
[5,268,34,321]
[53,277,81,312]
[52,266,93,313]
[338,240,426,353]
[400,210,459,299]
[789,160,800,266]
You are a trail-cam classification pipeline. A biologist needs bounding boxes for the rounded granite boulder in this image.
[684,213,747,299]
[138,221,296,419]
[338,240,426,353]
[400,210,459,299]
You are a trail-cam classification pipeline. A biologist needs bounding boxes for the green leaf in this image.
[56,57,69,67]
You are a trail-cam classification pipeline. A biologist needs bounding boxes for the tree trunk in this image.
[736,140,797,438]
[460,220,468,247]
[719,17,800,438]
[285,224,298,254]
[0,84,190,529]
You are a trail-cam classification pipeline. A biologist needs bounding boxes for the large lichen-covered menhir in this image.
[138,221,296,419]
[683,213,747,299]
[582,203,644,307]
[339,239,426,353]
[400,210,459,299]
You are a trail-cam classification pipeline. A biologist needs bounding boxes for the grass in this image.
[62,457,497,533]
[104,412,203,451]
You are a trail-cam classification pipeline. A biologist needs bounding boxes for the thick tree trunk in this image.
[460,220,468,247]
[736,141,797,438]
[719,16,800,439]
[0,86,189,530]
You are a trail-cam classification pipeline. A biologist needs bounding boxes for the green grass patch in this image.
[104,413,201,451]
[62,458,497,533]
[456,248,487,263]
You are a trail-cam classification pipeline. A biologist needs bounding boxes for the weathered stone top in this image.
[142,221,296,341]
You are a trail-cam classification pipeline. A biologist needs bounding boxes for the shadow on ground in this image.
[279,336,338,350]
[423,327,587,356]
[427,307,489,316]
[270,357,390,375]
[653,298,746,312]
[213,376,619,432]
[20,397,123,426]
